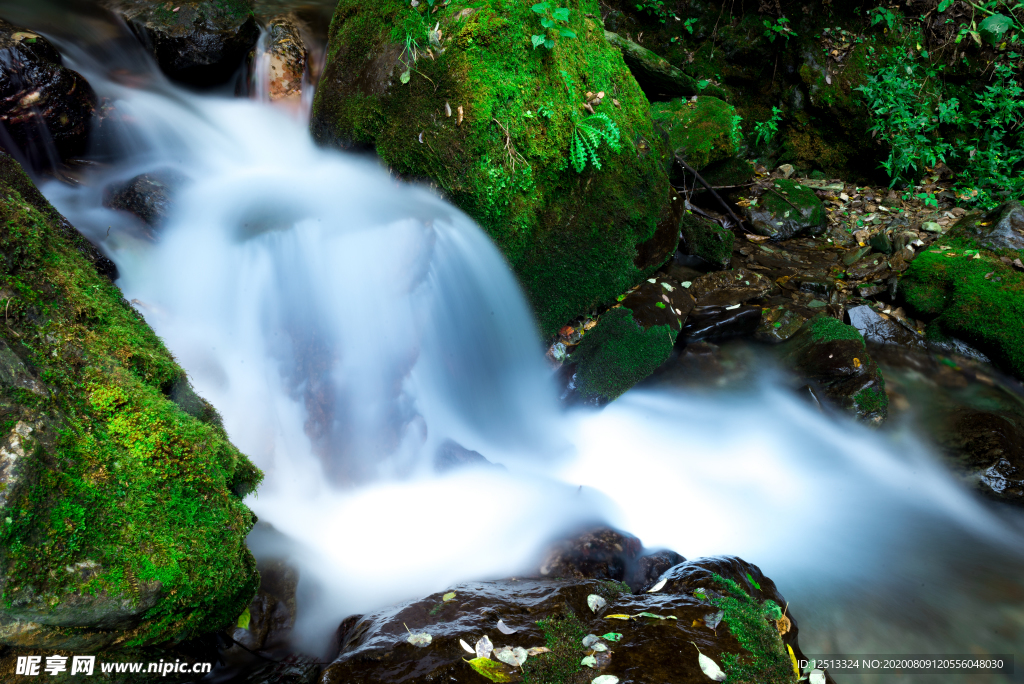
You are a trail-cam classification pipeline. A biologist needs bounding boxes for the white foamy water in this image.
[9,2,1024,679]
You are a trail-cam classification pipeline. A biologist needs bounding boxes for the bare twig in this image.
[674,153,755,234]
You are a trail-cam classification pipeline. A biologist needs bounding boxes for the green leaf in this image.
[531,2,550,13]
[236,607,251,630]
[541,17,555,27]
[746,572,762,591]
[559,28,577,38]
[602,632,623,641]
[980,13,1012,43]
[938,0,954,11]
[400,68,411,84]
[637,612,677,620]
[544,38,555,48]
[531,34,545,49]
[552,6,570,21]
[465,658,513,682]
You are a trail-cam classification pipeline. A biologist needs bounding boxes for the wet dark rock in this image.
[779,315,888,423]
[434,439,503,473]
[678,210,734,270]
[755,304,808,344]
[539,527,642,582]
[629,550,685,592]
[116,0,260,86]
[634,186,685,270]
[942,409,1024,503]
[745,179,825,240]
[0,19,97,170]
[869,229,893,255]
[619,275,695,331]
[690,267,771,306]
[680,304,761,343]
[322,553,825,684]
[846,252,889,280]
[846,305,925,349]
[103,170,184,232]
[976,201,1024,251]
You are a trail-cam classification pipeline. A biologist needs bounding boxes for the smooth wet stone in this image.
[977,201,1024,251]
[690,268,771,306]
[679,304,761,343]
[103,170,184,232]
[322,555,826,684]
[0,19,96,169]
[846,252,888,279]
[846,305,925,349]
[869,230,893,254]
[943,409,1024,503]
[745,179,825,240]
[842,245,871,266]
[539,527,642,583]
[779,315,888,423]
[116,0,260,86]
[434,439,503,473]
[620,276,695,332]
[755,304,808,344]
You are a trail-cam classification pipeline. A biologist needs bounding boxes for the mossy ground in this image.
[312,0,671,336]
[0,154,260,646]
[707,574,793,684]
[806,314,864,345]
[521,610,587,684]
[901,229,1024,379]
[569,307,675,403]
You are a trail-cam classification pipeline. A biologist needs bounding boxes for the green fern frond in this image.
[567,113,622,172]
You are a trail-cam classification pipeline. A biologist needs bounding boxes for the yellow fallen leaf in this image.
[605,614,632,620]
[465,657,512,682]
[443,592,456,602]
[236,607,251,630]
[852,357,861,368]
[788,645,800,679]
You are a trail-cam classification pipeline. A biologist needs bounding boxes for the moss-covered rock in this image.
[779,315,888,423]
[746,178,825,240]
[651,96,740,172]
[0,152,260,649]
[564,274,695,405]
[901,204,1024,381]
[678,211,734,269]
[310,0,671,336]
[603,30,727,101]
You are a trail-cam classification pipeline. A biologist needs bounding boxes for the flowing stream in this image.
[5,2,1024,681]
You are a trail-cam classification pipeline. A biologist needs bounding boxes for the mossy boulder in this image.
[0,152,260,649]
[745,178,825,240]
[310,0,671,336]
[779,315,888,423]
[603,30,727,102]
[651,96,740,172]
[678,211,734,269]
[901,204,1024,381]
[115,0,259,86]
[565,275,694,404]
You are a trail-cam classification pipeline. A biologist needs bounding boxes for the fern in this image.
[569,113,621,172]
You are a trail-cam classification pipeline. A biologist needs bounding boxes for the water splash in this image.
[11,2,1024,677]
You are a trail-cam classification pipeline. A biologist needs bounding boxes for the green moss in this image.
[651,96,739,170]
[312,0,671,336]
[569,307,675,403]
[902,234,1024,379]
[679,210,734,267]
[0,153,260,646]
[707,574,793,684]
[521,610,587,684]
[806,314,864,346]
[854,385,888,416]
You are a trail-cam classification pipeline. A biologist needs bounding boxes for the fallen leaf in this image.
[637,612,676,620]
[581,655,598,668]
[704,610,724,631]
[601,633,623,642]
[852,357,861,368]
[465,657,512,682]
[809,669,827,684]
[407,631,432,647]
[587,595,607,613]
[443,592,456,602]
[445,102,452,117]
[236,607,250,630]
[460,639,475,654]
[789,645,800,679]
[647,578,667,593]
[582,634,601,648]
[745,572,762,591]
[496,619,517,635]
[691,642,726,682]
[494,646,528,667]
[604,614,632,620]
[776,614,791,634]
[592,677,619,684]
[476,635,494,659]
[526,646,551,656]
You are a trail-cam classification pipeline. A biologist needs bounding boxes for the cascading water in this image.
[5,2,1024,680]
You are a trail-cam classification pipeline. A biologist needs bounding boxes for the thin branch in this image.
[674,153,756,234]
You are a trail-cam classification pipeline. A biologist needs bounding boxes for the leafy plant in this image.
[763,17,796,44]
[569,113,621,172]
[531,2,576,49]
[754,106,783,148]
[683,17,699,33]
[635,0,677,23]
[869,5,899,31]
[729,114,744,150]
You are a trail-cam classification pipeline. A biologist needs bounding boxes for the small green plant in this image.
[917,191,939,207]
[869,5,899,31]
[753,106,783,148]
[635,0,677,23]
[729,114,744,149]
[763,16,796,44]
[569,113,621,172]
[683,17,699,33]
[531,3,576,49]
